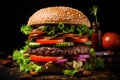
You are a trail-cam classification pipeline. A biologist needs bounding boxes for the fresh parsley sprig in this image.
[90,5,98,23]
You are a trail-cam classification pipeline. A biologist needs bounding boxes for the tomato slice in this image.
[30,55,59,62]
[36,39,64,44]
[69,36,88,43]
[63,34,76,37]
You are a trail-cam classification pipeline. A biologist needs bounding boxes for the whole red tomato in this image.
[102,32,120,50]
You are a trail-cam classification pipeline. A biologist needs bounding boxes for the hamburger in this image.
[13,6,104,76]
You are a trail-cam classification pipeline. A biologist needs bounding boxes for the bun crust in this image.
[41,64,66,74]
[27,6,90,27]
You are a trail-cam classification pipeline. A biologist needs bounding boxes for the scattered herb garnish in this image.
[44,23,93,36]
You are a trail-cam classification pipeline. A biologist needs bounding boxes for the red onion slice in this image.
[95,51,109,56]
[77,58,87,62]
[55,58,68,63]
[72,54,89,62]
[79,54,90,58]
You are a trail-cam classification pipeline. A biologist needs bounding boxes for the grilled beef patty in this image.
[28,44,90,57]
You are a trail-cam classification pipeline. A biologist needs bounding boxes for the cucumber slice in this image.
[83,41,92,45]
[54,42,74,47]
[28,42,42,48]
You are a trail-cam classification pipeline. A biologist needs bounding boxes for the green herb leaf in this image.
[58,22,64,30]
[94,57,104,69]
[90,48,96,58]
[63,69,78,76]
[83,62,94,70]
[44,25,55,35]
[76,24,94,36]
[43,23,93,36]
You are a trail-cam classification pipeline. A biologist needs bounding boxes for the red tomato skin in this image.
[102,32,120,50]
[69,36,88,43]
[36,39,64,44]
[30,55,57,62]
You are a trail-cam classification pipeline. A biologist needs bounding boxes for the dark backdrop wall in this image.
[1,0,119,51]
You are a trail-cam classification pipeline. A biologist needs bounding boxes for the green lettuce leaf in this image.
[13,44,42,73]
[21,24,33,35]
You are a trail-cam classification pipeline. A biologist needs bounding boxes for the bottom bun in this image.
[38,64,85,76]
[40,64,67,74]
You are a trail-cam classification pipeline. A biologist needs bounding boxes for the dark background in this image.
[1,0,119,52]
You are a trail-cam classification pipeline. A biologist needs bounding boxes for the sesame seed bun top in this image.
[27,6,91,27]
